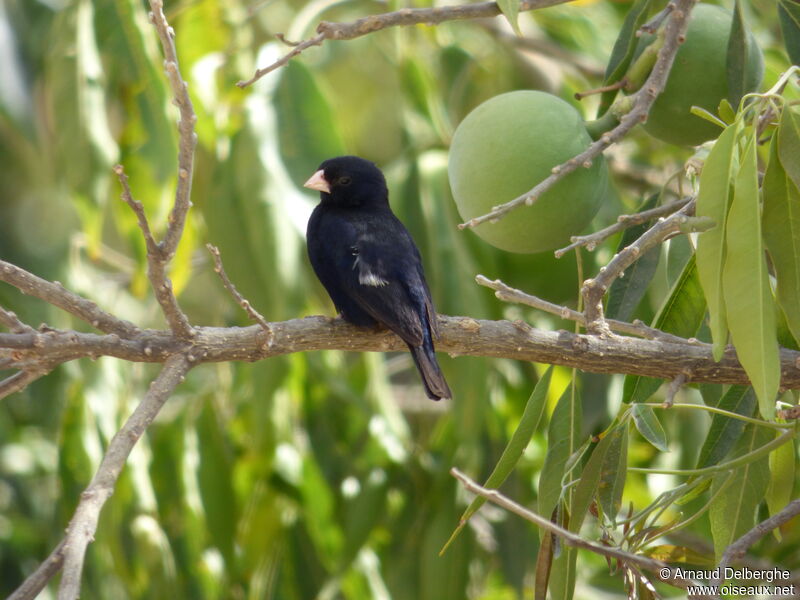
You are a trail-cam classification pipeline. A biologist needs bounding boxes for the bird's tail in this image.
[408,335,451,401]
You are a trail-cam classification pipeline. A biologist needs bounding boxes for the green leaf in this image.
[570,423,629,530]
[763,132,800,346]
[598,0,654,117]
[642,545,715,566]
[778,107,800,192]
[722,131,780,419]
[778,0,800,67]
[708,424,772,561]
[538,383,582,525]
[275,61,346,185]
[765,425,796,530]
[623,256,705,403]
[726,0,750,108]
[496,0,522,36]
[606,195,661,321]
[695,386,757,470]
[441,367,553,554]
[696,120,742,360]
[631,404,668,452]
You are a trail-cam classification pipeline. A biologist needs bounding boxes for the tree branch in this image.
[554,196,692,257]
[709,499,800,597]
[3,313,800,395]
[0,260,140,338]
[459,0,699,229]
[237,0,573,87]
[450,468,710,596]
[45,355,189,600]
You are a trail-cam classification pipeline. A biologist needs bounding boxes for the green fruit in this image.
[448,91,608,254]
[643,3,764,146]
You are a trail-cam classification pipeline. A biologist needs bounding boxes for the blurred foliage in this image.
[0,0,798,599]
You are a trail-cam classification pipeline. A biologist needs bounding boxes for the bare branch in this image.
[206,244,273,346]
[555,197,692,257]
[55,354,191,600]
[475,274,689,343]
[450,468,709,595]
[582,200,712,333]
[2,315,800,390]
[460,0,699,230]
[237,0,572,87]
[0,260,139,338]
[7,541,66,600]
[0,369,50,400]
[710,499,800,598]
[146,0,197,259]
[0,305,33,333]
[113,165,193,338]
[125,1,198,340]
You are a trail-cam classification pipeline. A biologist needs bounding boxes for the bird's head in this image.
[303,156,388,208]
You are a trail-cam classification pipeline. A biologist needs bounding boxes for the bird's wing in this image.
[342,219,431,346]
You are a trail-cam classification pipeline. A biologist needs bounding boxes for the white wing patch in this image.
[359,270,389,287]
[351,243,389,287]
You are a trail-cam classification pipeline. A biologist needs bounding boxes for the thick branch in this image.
[2,316,800,391]
[460,0,698,229]
[237,0,572,87]
[56,355,191,600]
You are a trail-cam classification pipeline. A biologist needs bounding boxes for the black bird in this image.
[304,156,451,400]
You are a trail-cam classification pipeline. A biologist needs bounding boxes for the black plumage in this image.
[304,156,451,401]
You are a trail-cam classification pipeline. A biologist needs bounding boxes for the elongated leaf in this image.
[778,107,800,192]
[696,120,742,360]
[631,404,668,452]
[607,195,661,321]
[722,132,780,419]
[695,386,756,469]
[575,423,628,528]
[708,424,772,561]
[538,384,582,525]
[765,428,796,527]
[778,0,800,67]
[643,545,715,565]
[763,133,800,346]
[623,256,705,404]
[598,0,653,117]
[726,0,749,108]
[496,0,522,36]
[441,367,553,554]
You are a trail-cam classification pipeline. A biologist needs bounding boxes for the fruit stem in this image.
[585,110,620,140]
[623,27,666,93]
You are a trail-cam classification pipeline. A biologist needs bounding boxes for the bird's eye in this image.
[338,176,352,186]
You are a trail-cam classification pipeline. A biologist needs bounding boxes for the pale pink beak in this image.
[304,169,330,193]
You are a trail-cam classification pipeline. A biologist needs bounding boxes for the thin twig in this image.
[475,275,689,343]
[449,468,709,595]
[130,0,197,340]
[582,200,712,333]
[7,540,67,600]
[236,0,572,87]
[575,78,628,100]
[0,305,33,333]
[55,354,191,600]
[459,0,698,230]
[555,197,692,257]
[0,260,140,338]
[709,499,800,598]
[206,244,273,347]
[0,369,49,400]
[662,371,689,407]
